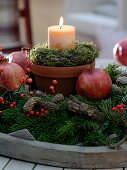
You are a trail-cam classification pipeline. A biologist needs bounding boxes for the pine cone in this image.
[116,76,127,86]
[41,101,59,110]
[52,94,64,103]
[117,72,127,78]
[112,84,123,94]
[23,97,42,112]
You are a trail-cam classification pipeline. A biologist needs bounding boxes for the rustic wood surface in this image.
[34,165,62,170]
[65,169,92,170]
[3,159,35,170]
[0,156,10,169]
[0,156,125,170]
[95,168,123,170]
[1,132,127,169]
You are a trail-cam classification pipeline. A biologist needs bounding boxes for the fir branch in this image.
[83,131,107,146]
[98,98,113,120]
[121,94,127,104]
[104,63,121,83]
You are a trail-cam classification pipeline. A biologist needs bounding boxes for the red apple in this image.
[113,39,127,66]
[0,59,25,91]
[76,68,112,100]
[7,51,29,72]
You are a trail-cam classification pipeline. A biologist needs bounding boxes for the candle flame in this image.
[59,16,63,28]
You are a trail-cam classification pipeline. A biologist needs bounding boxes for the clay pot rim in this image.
[31,61,95,69]
[30,60,95,78]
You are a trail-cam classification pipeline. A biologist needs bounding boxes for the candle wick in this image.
[60,26,62,29]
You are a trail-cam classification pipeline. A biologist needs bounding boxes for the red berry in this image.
[21,76,26,83]
[0,55,4,59]
[12,102,16,106]
[26,56,29,60]
[40,114,46,117]
[121,120,126,124]
[15,84,19,89]
[121,104,126,107]
[27,78,33,83]
[26,68,31,73]
[49,86,54,91]
[27,114,30,117]
[52,90,55,93]
[29,111,35,115]
[28,61,33,64]
[40,108,45,113]
[20,94,25,98]
[44,110,48,114]
[35,112,40,115]
[10,104,14,108]
[118,110,123,114]
[20,79,23,83]
[119,107,124,112]
[30,91,34,95]
[25,75,29,79]
[117,105,122,109]
[5,101,8,105]
[1,101,5,104]
[0,68,3,72]
[112,107,117,111]
[0,97,4,102]
[26,85,30,88]
[52,80,58,85]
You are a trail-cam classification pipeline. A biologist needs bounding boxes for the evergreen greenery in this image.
[30,42,99,67]
[0,63,127,147]
[104,63,121,83]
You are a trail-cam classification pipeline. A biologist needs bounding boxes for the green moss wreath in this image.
[30,42,99,67]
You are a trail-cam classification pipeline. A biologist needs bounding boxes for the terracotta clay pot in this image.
[30,61,95,96]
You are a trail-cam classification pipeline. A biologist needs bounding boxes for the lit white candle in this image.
[48,17,75,50]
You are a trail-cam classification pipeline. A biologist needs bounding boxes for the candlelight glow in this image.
[59,16,63,28]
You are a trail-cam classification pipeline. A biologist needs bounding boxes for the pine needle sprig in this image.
[104,63,121,83]
[98,98,113,119]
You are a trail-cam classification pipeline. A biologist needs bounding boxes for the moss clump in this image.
[30,42,99,67]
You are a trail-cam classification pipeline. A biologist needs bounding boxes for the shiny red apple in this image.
[0,58,25,91]
[7,50,29,73]
[113,39,127,66]
[76,68,112,100]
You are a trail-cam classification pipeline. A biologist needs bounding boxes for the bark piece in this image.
[67,95,104,122]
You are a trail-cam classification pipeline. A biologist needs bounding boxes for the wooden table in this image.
[0,156,125,170]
